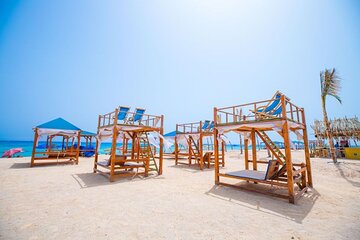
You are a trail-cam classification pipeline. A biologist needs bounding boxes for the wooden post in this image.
[239,133,243,155]
[30,128,38,167]
[110,108,119,182]
[175,124,179,165]
[122,134,126,154]
[199,121,203,170]
[188,137,192,166]
[76,131,81,164]
[281,95,295,203]
[244,137,249,170]
[214,107,220,184]
[221,140,225,167]
[136,133,140,160]
[93,115,101,173]
[175,136,179,165]
[301,108,313,187]
[131,133,135,160]
[251,129,257,170]
[49,136,53,153]
[159,115,164,175]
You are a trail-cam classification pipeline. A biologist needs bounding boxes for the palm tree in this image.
[320,68,342,163]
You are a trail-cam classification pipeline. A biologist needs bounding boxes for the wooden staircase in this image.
[256,130,286,164]
[187,135,201,164]
[139,133,158,173]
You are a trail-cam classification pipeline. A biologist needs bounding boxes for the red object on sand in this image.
[2,148,23,158]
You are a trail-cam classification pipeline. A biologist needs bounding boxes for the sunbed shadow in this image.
[206,184,320,224]
[72,172,164,188]
[9,162,31,169]
[169,164,214,173]
[335,161,360,188]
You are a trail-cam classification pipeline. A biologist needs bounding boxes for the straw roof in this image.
[311,116,360,140]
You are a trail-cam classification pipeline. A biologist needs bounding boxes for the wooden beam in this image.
[214,107,220,184]
[251,129,257,170]
[199,121,204,170]
[76,131,81,164]
[159,115,164,175]
[93,115,101,173]
[301,108,313,187]
[109,108,119,182]
[30,128,38,167]
[218,182,289,200]
[244,138,249,170]
[281,94,295,203]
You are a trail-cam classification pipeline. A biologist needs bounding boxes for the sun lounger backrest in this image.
[264,94,281,112]
[202,120,210,130]
[118,106,130,121]
[133,108,146,122]
[265,160,280,180]
[209,121,214,130]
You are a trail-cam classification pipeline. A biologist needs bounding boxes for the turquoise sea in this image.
[0,141,113,157]
[0,141,246,157]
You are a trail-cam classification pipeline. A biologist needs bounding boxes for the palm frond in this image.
[320,68,342,104]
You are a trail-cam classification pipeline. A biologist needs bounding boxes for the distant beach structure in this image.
[311,117,360,159]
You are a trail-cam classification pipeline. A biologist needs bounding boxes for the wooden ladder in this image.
[139,133,158,173]
[257,130,286,165]
[188,135,201,162]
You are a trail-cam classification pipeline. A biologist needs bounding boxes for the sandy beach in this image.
[0,150,359,240]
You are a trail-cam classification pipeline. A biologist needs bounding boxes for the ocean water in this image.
[0,141,117,157]
[0,141,248,157]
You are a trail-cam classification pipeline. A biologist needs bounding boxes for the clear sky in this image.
[0,0,359,141]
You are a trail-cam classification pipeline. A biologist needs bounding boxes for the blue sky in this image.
[0,0,359,141]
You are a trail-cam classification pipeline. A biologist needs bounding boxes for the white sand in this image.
[1,151,360,240]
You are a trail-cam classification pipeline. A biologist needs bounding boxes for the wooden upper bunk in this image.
[176,120,214,136]
[98,106,164,133]
[215,92,306,132]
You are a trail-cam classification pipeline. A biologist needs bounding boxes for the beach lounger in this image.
[202,120,211,131]
[118,106,131,123]
[126,108,146,124]
[208,121,214,131]
[98,154,145,168]
[227,160,280,181]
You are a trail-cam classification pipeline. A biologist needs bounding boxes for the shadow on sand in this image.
[169,163,214,173]
[9,162,31,169]
[335,161,360,188]
[72,172,165,189]
[206,183,320,224]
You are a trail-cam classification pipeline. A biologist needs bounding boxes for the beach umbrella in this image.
[2,148,23,158]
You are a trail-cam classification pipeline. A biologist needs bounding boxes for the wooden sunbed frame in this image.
[93,106,164,182]
[174,120,225,170]
[31,133,81,167]
[213,92,313,204]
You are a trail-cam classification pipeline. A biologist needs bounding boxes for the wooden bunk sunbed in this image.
[94,106,164,182]
[30,118,81,167]
[213,92,313,204]
[174,120,225,170]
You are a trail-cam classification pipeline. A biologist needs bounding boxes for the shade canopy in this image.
[81,131,96,137]
[36,117,81,131]
[164,131,176,137]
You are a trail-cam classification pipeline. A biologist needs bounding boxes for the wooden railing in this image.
[176,121,201,134]
[98,108,163,129]
[215,95,304,125]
